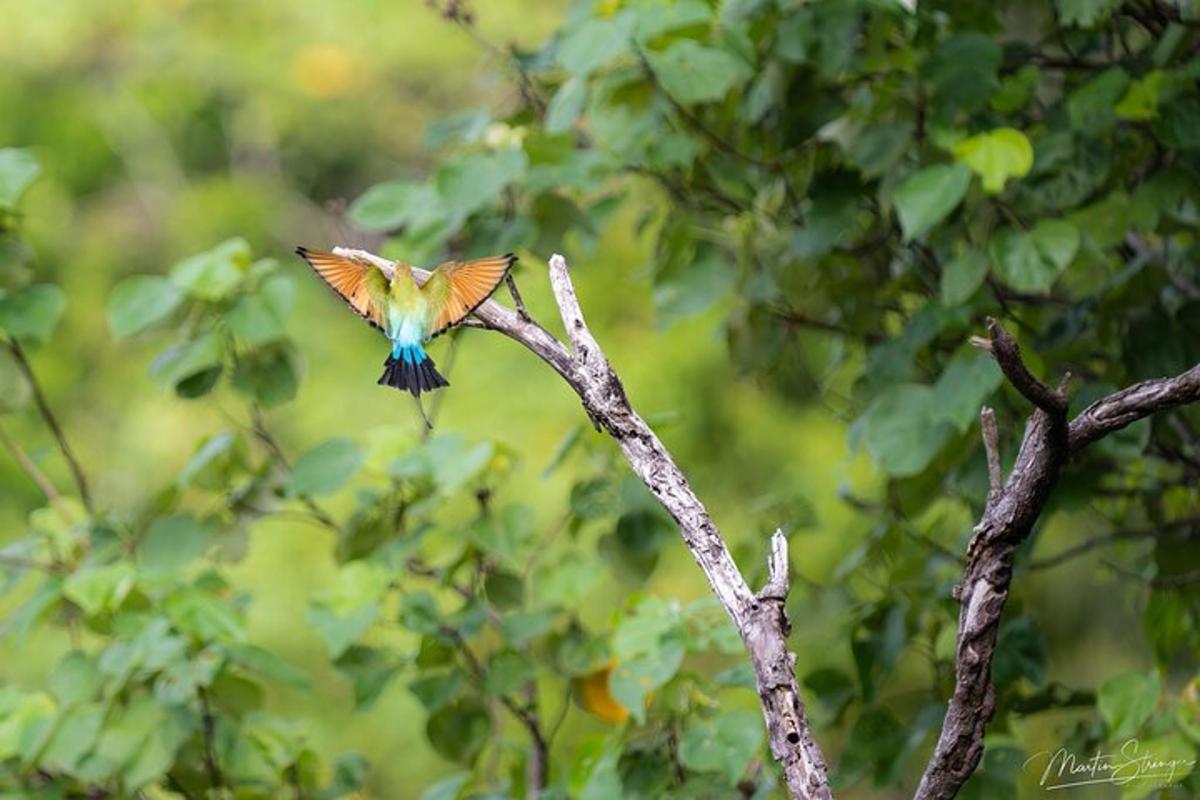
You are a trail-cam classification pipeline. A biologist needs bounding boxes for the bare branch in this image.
[0,423,61,503]
[980,407,1002,503]
[334,247,831,799]
[1027,516,1200,571]
[916,320,1200,800]
[976,318,1067,414]
[759,529,789,601]
[1068,364,1200,453]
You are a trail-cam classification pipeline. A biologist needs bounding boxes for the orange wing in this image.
[425,253,517,337]
[295,247,388,330]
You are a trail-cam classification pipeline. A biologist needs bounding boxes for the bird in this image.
[295,247,516,397]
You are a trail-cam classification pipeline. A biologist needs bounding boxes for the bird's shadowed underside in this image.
[378,353,450,397]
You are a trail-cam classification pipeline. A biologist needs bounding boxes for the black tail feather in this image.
[378,353,450,397]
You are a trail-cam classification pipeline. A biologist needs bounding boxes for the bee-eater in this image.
[295,247,516,396]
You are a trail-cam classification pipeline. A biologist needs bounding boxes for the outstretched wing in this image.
[421,253,517,338]
[296,247,390,331]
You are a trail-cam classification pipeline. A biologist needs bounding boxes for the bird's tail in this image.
[378,345,449,397]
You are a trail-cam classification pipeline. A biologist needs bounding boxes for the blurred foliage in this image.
[2,0,1200,798]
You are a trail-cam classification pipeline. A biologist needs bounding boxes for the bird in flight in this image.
[296,247,516,397]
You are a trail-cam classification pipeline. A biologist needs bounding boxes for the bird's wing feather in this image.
[296,247,390,330]
[421,253,516,338]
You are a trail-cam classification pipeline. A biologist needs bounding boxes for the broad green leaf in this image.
[63,563,135,617]
[954,128,1033,193]
[678,709,764,783]
[1030,219,1080,272]
[861,383,953,477]
[1098,670,1161,739]
[348,180,442,232]
[1067,68,1130,132]
[48,651,102,706]
[893,164,971,240]
[230,341,299,407]
[336,645,401,710]
[0,148,41,207]
[1057,0,1120,28]
[288,437,363,497]
[931,351,1003,433]
[138,514,215,573]
[425,700,490,765]
[608,640,684,722]
[227,293,285,344]
[0,284,66,343]
[41,703,104,773]
[149,333,223,393]
[940,248,989,306]
[991,65,1040,113]
[557,14,634,76]
[306,603,379,658]
[435,149,527,220]
[1116,71,1166,121]
[483,650,535,696]
[988,221,1078,294]
[164,588,245,642]
[107,276,183,338]
[646,40,753,104]
[226,643,311,692]
[633,0,711,41]
[924,33,1002,113]
[546,77,588,134]
[169,238,250,300]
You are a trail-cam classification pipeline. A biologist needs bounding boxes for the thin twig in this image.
[7,340,94,513]
[980,407,1003,503]
[0,423,61,502]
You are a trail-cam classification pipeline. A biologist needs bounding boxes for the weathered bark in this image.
[915,320,1200,800]
[336,248,832,799]
[335,251,1200,800]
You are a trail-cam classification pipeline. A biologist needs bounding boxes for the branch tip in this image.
[759,529,790,601]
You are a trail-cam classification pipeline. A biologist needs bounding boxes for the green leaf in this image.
[1067,68,1130,133]
[893,164,971,240]
[226,643,311,692]
[646,40,753,105]
[164,588,245,642]
[953,128,1033,193]
[41,703,104,773]
[633,0,712,41]
[49,651,102,706]
[1098,670,1161,739]
[169,238,250,300]
[483,650,535,696]
[862,384,953,478]
[931,351,1003,433]
[0,148,41,207]
[306,603,378,659]
[546,77,588,134]
[227,294,285,345]
[288,438,363,497]
[435,149,527,220]
[940,248,989,305]
[678,709,764,783]
[1057,0,1120,28]
[608,640,684,723]
[336,645,401,710]
[991,65,1040,113]
[425,700,490,765]
[63,563,135,617]
[0,284,66,343]
[231,341,299,407]
[138,514,215,573]
[838,706,907,784]
[1116,71,1166,121]
[149,333,223,395]
[348,180,442,232]
[107,276,183,338]
[988,220,1078,294]
[557,14,634,76]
